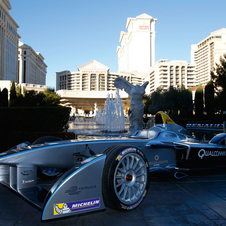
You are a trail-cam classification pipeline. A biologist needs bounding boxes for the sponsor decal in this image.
[198,149,226,159]
[65,186,80,195]
[65,185,97,195]
[54,197,100,215]
[21,170,33,176]
[116,148,137,161]
[149,160,168,166]
[22,179,35,184]
[16,142,31,150]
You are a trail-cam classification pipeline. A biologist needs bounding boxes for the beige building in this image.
[191,28,226,86]
[56,60,142,92]
[143,59,196,93]
[56,60,132,111]
[18,41,47,85]
[0,0,20,82]
[56,58,197,112]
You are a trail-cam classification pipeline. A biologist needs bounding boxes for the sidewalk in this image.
[0,171,226,226]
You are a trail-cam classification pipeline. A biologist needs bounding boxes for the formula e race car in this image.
[0,112,226,220]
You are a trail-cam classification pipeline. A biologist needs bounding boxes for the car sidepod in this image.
[175,142,226,169]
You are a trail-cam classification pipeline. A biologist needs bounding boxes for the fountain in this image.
[69,88,129,137]
[69,77,149,137]
[95,88,126,132]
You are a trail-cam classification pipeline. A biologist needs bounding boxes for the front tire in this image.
[102,145,149,211]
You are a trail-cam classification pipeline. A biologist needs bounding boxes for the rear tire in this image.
[102,145,149,211]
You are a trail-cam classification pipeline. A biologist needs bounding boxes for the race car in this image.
[0,112,226,220]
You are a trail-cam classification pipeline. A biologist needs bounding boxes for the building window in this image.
[23,60,26,83]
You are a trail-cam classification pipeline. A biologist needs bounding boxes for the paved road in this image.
[0,171,226,226]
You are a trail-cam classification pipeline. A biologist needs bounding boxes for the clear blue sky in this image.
[9,0,226,90]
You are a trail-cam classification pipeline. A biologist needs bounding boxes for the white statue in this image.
[114,77,149,135]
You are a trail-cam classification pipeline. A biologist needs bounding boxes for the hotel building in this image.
[0,0,47,94]
[56,60,132,111]
[191,28,226,86]
[143,59,196,93]
[0,0,20,82]
[117,14,157,75]
[56,14,155,111]
[18,41,47,85]
[55,10,226,114]
[56,14,199,112]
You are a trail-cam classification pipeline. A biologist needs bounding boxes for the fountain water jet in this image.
[95,89,126,132]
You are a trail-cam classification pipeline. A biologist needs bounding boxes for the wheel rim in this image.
[39,167,62,177]
[114,152,147,205]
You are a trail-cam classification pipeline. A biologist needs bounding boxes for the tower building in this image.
[117,13,157,75]
[191,28,226,86]
[0,0,20,82]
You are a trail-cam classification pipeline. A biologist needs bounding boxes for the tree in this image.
[16,85,23,107]
[211,54,226,113]
[179,87,193,117]
[163,86,180,117]
[143,95,152,117]
[205,81,214,116]
[1,88,8,107]
[211,54,226,91]
[195,84,203,117]
[147,86,193,117]
[148,87,165,115]
[9,80,17,107]
[43,88,61,106]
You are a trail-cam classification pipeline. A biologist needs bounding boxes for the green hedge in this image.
[0,106,71,132]
[0,107,76,152]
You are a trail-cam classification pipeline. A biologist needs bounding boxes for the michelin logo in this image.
[116,148,137,161]
[54,203,71,214]
[54,197,100,215]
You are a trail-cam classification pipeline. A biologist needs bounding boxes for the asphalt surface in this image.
[0,171,226,226]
